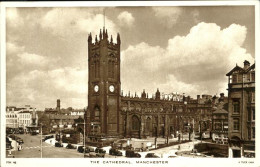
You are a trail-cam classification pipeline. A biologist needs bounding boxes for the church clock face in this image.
[109,85,115,92]
[94,85,99,92]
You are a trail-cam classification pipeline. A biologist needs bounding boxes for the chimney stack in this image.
[57,99,60,112]
[219,93,224,102]
[197,95,200,100]
[243,60,250,70]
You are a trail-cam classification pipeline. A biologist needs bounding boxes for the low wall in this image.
[194,143,228,157]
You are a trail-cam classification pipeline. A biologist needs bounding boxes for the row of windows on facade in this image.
[19,120,31,125]
[131,116,174,132]
[233,103,255,121]
[6,120,18,123]
[213,121,228,131]
[122,107,211,114]
[6,114,31,118]
[94,110,209,126]
[231,72,255,83]
[232,95,255,108]
[233,119,255,138]
[7,119,31,124]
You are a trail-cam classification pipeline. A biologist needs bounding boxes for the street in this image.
[6,133,205,158]
[7,134,84,158]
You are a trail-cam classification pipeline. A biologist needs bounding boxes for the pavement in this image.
[134,139,200,158]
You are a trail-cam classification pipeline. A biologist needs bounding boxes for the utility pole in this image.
[40,124,42,158]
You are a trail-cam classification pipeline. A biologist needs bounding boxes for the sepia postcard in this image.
[0,1,259,167]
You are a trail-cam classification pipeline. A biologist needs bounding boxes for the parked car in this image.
[43,135,54,141]
[126,150,141,158]
[145,153,160,158]
[55,142,63,147]
[6,128,14,134]
[66,143,75,149]
[109,148,123,156]
[77,146,90,153]
[86,146,95,152]
[77,146,84,153]
[95,147,106,154]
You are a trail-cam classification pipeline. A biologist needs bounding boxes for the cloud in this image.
[6,8,24,28]
[17,53,48,65]
[6,67,88,109]
[117,11,135,27]
[152,7,182,28]
[6,42,25,55]
[121,22,254,98]
[40,8,117,39]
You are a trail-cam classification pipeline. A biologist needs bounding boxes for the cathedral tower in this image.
[87,27,122,136]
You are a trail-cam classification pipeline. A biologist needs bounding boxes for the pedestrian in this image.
[18,144,21,151]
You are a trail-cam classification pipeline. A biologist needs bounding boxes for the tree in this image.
[38,113,51,134]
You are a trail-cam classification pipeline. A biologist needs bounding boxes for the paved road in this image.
[7,134,84,158]
[6,134,202,158]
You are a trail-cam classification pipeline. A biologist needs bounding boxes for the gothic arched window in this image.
[96,61,100,78]
[132,115,140,131]
[146,117,152,132]
[94,60,100,78]
[108,60,112,78]
[94,106,100,121]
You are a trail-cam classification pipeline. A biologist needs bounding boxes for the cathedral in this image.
[86,28,213,138]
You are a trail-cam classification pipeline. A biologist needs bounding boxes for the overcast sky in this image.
[6,6,255,110]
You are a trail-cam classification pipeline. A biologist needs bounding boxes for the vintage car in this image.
[145,153,160,158]
[125,150,141,158]
[77,146,90,153]
[109,148,123,156]
[95,147,106,154]
[55,142,63,147]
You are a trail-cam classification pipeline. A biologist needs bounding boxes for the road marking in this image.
[24,145,54,150]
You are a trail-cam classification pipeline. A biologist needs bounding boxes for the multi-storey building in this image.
[211,93,229,144]
[17,111,33,130]
[86,28,214,138]
[226,60,255,158]
[6,106,21,128]
[39,99,84,134]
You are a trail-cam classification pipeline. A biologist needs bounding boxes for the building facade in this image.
[6,106,20,128]
[18,111,33,130]
[86,28,214,138]
[211,93,229,144]
[39,99,84,134]
[6,105,37,131]
[226,60,255,158]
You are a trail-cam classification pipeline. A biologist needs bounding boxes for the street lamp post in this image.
[180,116,183,142]
[200,121,202,143]
[91,123,94,136]
[83,118,86,158]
